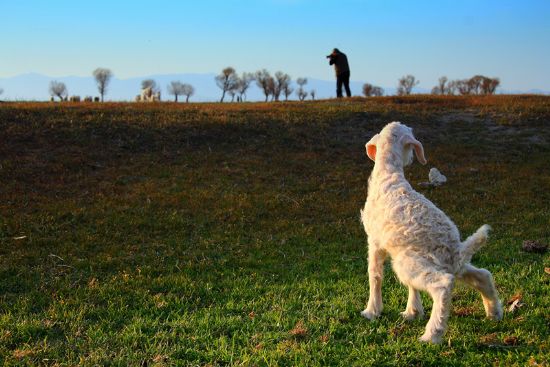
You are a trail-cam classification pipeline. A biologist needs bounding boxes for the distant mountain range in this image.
[0,73,548,101]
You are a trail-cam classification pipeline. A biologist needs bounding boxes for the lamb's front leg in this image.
[361,247,387,320]
[401,285,424,321]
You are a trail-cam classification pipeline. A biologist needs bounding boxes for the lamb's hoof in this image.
[419,333,442,344]
[360,309,380,320]
[401,310,423,321]
[488,304,503,321]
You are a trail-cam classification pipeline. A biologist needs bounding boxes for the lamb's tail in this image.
[459,224,491,266]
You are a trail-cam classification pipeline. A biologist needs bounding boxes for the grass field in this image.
[1,96,549,366]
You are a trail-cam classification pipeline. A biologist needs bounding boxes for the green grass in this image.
[0,96,549,366]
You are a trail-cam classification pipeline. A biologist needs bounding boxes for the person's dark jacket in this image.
[329,51,350,76]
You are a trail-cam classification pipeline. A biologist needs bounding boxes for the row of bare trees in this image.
[44,67,502,102]
[362,74,501,97]
[167,81,195,102]
[364,75,419,97]
[431,75,500,95]
[49,68,113,101]
[363,75,420,97]
[139,79,195,102]
[215,67,315,102]
[48,68,196,102]
[400,74,500,96]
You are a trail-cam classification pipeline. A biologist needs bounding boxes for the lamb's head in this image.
[366,122,427,167]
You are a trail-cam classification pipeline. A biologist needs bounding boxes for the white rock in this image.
[429,167,447,186]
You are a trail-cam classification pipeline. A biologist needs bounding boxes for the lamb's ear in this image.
[401,135,427,165]
[365,134,379,162]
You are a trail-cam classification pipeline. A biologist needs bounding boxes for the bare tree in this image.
[310,90,316,100]
[228,89,237,102]
[438,76,448,94]
[456,79,471,95]
[0,88,3,100]
[273,71,291,102]
[476,75,500,94]
[182,84,195,102]
[296,77,308,101]
[93,68,113,102]
[255,69,274,102]
[470,75,486,95]
[446,80,458,95]
[283,85,294,101]
[296,77,307,88]
[372,86,384,97]
[49,80,68,101]
[481,77,500,95]
[363,83,374,97]
[267,77,277,101]
[431,76,448,95]
[236,72,254,101]
[363,83,385,97]
[215,67,238,102]
[167,81,185,102]
[450,76,500,95]
[397,75,419,95]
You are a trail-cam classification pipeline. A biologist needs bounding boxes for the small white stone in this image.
[429,167,447,186]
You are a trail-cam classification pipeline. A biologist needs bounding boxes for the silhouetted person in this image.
[327,48,351,98]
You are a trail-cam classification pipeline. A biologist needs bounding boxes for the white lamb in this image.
[360,122,502,344]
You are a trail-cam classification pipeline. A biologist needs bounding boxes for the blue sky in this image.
[1,0,549,90]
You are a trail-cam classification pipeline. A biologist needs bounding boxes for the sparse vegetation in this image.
[0,96,549,365]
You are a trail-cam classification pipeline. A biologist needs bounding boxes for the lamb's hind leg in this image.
[419,272,455,344]
[401,285,424,321]
[361,247,387,320]
[459,264,503,320]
